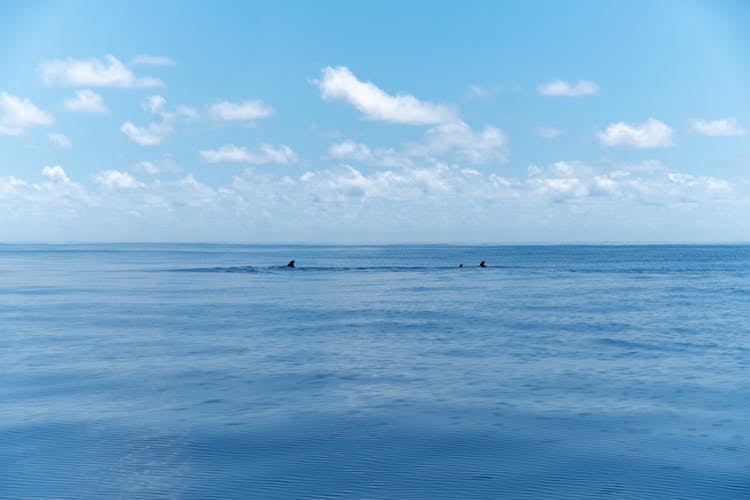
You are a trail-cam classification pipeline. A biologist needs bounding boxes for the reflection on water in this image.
[1,244,748,498]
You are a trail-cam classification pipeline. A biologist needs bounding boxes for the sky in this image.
[1,0,749,242]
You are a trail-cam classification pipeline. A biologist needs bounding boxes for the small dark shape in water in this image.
[480,261,486,268]
[459,264,463,268]
[287,260,295,268]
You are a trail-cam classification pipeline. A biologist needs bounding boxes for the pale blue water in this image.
[1,244,748,499]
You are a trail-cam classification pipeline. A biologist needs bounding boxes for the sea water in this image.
[0,244,748,499]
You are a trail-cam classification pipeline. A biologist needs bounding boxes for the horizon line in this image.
[2,240,749,246]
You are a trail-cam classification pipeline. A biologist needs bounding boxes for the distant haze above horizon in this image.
[1,1,749,242]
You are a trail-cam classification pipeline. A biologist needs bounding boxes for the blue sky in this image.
[1,0,749,242]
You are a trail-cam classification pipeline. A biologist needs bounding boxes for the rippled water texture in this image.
[1,244,748,498]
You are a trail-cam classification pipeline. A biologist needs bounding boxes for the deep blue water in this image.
[0,244,748,499]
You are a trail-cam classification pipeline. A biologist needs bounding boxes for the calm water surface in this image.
[1,244,748,498]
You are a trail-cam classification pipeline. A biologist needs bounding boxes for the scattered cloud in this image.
[62,89,107,113]
[48,132,71,148]
[209,100,273,122]
[690,117,746,137]
[328,141,407,168]
[2,160,746,242]
[329,141,373,161]
[298,165,452,201]
[200,144,298,164]
[535,126,563,139]
[314,67,507,165]
[316,66,457,124]
[121,95,197,146]
[524,160,736,204]
[0,92,53,135]
[666,172,732,193]
[133,155,182,175]
[95,170,142,189]
[330,121,508,167]
[2,166,90,212]
[408,121,508,164]
[143,95,167,114]
[131,54,176,66]
[39,54,162,88]
[597,118,674,148]
[121,121,166,146]
[538,79,598,96]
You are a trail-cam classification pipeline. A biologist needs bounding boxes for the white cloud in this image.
[316,67,507,165]
[48,132,71,148]
[209,100,273,122]
[2,159,747,242]
[131,54,176,66]
[95,170,141,189]
[316,66,457,124]
[27,166,93,210]
[200,144,298,164]
[333,122,508,167]
[328,142,408,168]
[527,161,597,199]
[520,160,738,206]
[133,155,182,175]
[39,55,162,88]
[120,96,197,146]
[597,118,674,148]
[538,79,598,96]
[41,165,69,182]
[690,117,746,137]
[535,126,563,139]
[328,141,373,161]
[666,172,732,194]
[121,121,166,145]
[297,165,462,202]
[144,95,167,114]
[62,89,107,113]
[410,121,508,164]
[0,92,53,135]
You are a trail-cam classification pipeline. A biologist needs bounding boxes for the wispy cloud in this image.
[0,92,53,136]
[209,100,273,122]
[200,144,298,164]
[408,121,508,164]
[535,126,563,139]
[62,89,107,113]
[468,84,504,99]
[39,55,162,88]
[597,118,674,148]
[131,54,176,66]
[329,121,507,167]
[48,132,71,148]
[133,155,182,175]
[329,141,374,162]
[690,117,746,137]
[538,79,598,96]
[316,66,457,125]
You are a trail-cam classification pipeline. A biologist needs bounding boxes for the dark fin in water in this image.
[479,261,486,268]
[459,264,463,268]
[287,260,295,268]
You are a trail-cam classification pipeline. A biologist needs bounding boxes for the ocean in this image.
[0,244,748,499]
